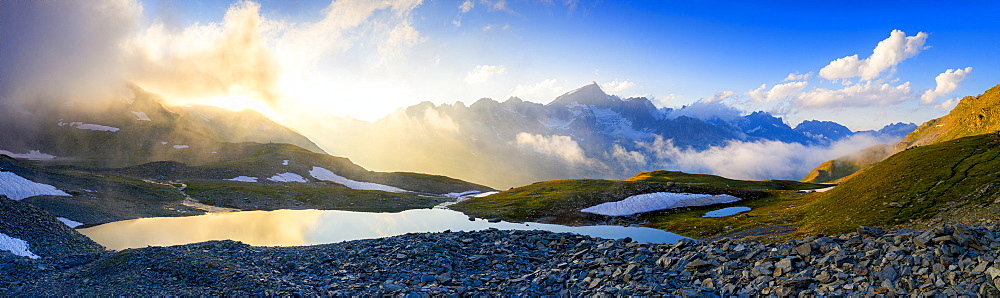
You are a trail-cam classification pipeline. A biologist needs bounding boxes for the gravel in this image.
[2,195,999,295]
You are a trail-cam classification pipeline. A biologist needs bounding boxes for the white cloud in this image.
[783,72,811,81]
[599,80,636,93]
[653,94,680,108]
[464,64,507,83]
[704,91,734,103]
[795,81,912,108]
[818,30,928,81]
[482,0,510,12]
[747,81,808,103]
[510,79,566,102]
[514,132,595,165]
[481,24,510,31]
[920,67,972,104]
[934,98,960,110]
[610,144,646,165]
[637,134,893,180]
[563,0,580,11]
[128,0,426,108]
[459,0,474,13]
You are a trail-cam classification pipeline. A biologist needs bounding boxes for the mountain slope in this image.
[801,84,1000,183]
[800,133,1000,234]
[898,84,1000,148]
[0,85,325,168]
[3,141,493,225]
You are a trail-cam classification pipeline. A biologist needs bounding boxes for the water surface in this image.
[702,206,751,218]
[80,208,687,250]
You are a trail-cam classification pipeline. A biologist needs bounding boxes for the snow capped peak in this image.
[549,82,613,106]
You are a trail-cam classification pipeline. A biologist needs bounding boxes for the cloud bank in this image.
[0,0,141,107]
[637,134,895,181]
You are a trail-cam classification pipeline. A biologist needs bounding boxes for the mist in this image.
[636,134,899,181]
[0,0,140,110]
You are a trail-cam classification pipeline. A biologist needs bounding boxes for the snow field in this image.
[225,176,259,183]
[0,172,71,200]
[309,167,407,192]
[267,172,307,183]
[57,217,84,228]
[0,150,56,160]
[0,232,40,259]
[581,192,741,216]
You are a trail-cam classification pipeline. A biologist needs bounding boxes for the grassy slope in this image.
[200,143,493,194]
[801,84,1000,183]
[185,180,447,213]
[451,171,826,232]
[629,170,826,190]
[799,133,1000,235]
[800,144,893,183]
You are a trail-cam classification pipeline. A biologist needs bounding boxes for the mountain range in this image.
[320,82,915,188]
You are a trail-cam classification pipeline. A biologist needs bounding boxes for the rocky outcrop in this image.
[5,221,999,296]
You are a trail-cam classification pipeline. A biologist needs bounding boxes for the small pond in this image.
[79,208,687,250]
[702,206,751,218]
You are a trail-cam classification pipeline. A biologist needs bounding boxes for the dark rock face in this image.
[0,196,105,259]
[0,196,106,289]
[4,220,1000,296]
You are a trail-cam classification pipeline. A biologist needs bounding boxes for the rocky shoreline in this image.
[2,214,998,295]
[0,197,998,295]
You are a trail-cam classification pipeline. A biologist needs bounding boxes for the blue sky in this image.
[8,0,998,131]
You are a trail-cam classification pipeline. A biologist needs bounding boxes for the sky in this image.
[2,0,999,131]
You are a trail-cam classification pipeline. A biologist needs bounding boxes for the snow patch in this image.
[443,190,481,198]
[71,122,120,132]
[0,172,71,200]
[801,186,836,193]
[0,149,56,160]
[581,192,741,216]
[267,172,307,183]
[0,232,40,259]
[542,117,572,131]
[282,160,289,166]
[474,191,499,198]
[57,217,84,228]
[309,167,407,192]
[131,111,151,121]
[161,142,169,145]
[225,176,259,183]
[173,145,189,149]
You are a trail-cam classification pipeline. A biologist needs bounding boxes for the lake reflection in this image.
[79,209,687,250]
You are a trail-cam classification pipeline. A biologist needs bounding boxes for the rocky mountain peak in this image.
[549,82,615,107]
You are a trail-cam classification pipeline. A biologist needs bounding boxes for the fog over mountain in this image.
[320,83,915,188]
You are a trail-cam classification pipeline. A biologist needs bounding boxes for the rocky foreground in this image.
[1,197,999,296]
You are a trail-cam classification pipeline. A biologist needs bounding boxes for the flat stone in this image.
[795,243,812,256]
[684,259,712,271]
